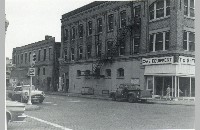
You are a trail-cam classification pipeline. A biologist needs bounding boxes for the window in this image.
[18,55,19,64]
[43,67,45,75]
[184,0,195,17]
[87,45,92,58]
[120,11,126,28]
[183,31,195,51]
[38,67,40,76]
[64,49,67,61]
[96,42,101,57]
[49,47,52,60]
[108,14,114,31]
[38,50,41,61]
[97,18,102,33]
[88,21,92,35]
[71,48,75,61]
[106,69,111,77]
[119,42,125,56]
[78,46,83,59]
[79,24,83,38]
[43,49,46,61]
[85,70,91,76]
[95,68,100,76]
[117,68,124,77]
[149,31,170,52]
[149,0,170,20]
[71,26,75,40]
[25,53,27,63]
[134,6,141,18]
[107,41,113,56]
[29,52,31,62]
[133,36,140,54]
[13,56,16,64]
[77,70,81,77]
[64,29,69,41]
[21,53,23,64]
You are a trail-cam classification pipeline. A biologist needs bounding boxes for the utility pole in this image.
[27,53,36,105]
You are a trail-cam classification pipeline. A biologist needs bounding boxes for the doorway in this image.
[155,76,172,96]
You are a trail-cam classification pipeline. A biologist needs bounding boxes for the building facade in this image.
[59,0,195,99]
[11,36,61,91]
[6,57,15,87]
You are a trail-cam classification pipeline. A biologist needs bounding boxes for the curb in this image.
[24,104,41,111]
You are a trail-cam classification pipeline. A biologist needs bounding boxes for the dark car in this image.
[110,83,152,103]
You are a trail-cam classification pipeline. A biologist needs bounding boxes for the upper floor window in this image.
[149,0,170,20]
[43,67,45,75]
[134,6,141,18]
[17,55,20,64]
[120,10,126,28]
[71,48,75,61]
[49,47,52,60]
[78,46,83,60]
[38,67,40,76]
[107,41,113,56]
[71,26,76,40]
[64,49,68,61]
[184,0,195,17]
[119,41,125,56]
[183,31,195,51]
[64,29,69,41]
[43,48,46,61]
[133,36,140,54]
[25,53,27,64]
[77,70,81,77]
[79,24,83,38]
[106,69,111,77]
[21,53,23,64]
[96,42,101,57]
[87,45,92,59]
[108,14,114,31]
[29,52,31,62]
[38,50,41,61]
[97,18,102,33]
[149,31,170,52]
[117,68,124,77]
[88,21,92,35]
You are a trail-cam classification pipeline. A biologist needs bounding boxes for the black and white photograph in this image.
[5,0,196,130]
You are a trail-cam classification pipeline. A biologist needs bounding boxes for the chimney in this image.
[45,35,52,40]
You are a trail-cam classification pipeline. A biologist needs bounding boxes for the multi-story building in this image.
[59,0,195,99]
[11,35,61,91]
[6,57,15,87]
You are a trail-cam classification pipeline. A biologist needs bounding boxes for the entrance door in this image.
[155,76,172,96]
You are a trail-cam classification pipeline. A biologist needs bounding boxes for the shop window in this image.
[149,0,170,20]
[106,69,111,77]
[71,48,75,61]
[71,26,75,40]
[79,24,83,38]
[149,31,170,52]
[78,46,83,60]
[77,70,81,77]
[117,68,124,77]
[184,0,195,17]
[64,49,68,61]
[108,14,114,31]
[87,45,92,59]
[64,28,69,41]
[88,21,92,35]
[97,18,102,33]
[120,10,126,28]
[183,31,195,51]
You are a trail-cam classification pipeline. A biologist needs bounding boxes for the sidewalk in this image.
[45,91,195,106]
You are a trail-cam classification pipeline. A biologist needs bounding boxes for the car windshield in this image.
[14,87,22,91]
[22,85,35,90]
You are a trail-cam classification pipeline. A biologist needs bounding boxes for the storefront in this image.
[142,56,195,99]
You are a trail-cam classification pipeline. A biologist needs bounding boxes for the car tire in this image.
[128,95,136,103]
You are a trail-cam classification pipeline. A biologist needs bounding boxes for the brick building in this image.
[59,0,195,99]
[11,36,61,92]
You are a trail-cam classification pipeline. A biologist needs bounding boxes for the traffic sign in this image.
[29,68,35,76]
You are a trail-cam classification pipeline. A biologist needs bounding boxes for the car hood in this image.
[6,100,25,107]
[23,90,44,95]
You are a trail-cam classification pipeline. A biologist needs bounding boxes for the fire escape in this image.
[82,10,141,78]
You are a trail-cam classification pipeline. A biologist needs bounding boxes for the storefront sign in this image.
[179,56,195,65]
[142,57,173,65]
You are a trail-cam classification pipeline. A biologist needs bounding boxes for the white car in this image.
[8,85,45,103]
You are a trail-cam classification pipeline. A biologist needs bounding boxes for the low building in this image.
[59,0,195,99]
[11,36,61,91]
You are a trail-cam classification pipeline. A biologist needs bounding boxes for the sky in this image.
[5,0,95,59]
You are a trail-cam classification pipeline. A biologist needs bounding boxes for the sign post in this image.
[27,53,36,105]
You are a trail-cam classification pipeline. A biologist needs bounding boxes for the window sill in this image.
[104,77,111,79]
[184,16,195,20]
[116,77,124,79]
[149,16,170,23]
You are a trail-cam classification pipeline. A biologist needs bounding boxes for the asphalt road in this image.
[7,94,195,130]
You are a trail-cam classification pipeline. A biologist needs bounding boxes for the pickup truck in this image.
[109,83,152,103]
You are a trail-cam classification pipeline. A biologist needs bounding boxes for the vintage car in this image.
[6,100,26,125]
[109,83,152,103]
[8,85,45,103]
[81,87,94,95]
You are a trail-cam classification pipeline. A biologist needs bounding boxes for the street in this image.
[7,94,195,130]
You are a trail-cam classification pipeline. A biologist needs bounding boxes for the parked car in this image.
[109,83,152,103]
[6,100,26,125]
[81,87,94,95]
[8,85,45,103]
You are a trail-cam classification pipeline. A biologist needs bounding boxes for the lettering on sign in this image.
[179,56,195,65]
[29,68,35,76]
[142,57,173,65]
